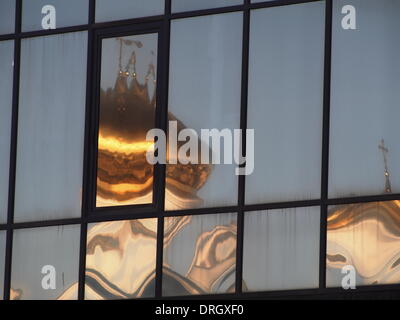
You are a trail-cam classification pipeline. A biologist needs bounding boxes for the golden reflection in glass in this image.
[326,200,400,287]
[162,213,237,296]
[84,218,157,299]
[96,33,214,209]
[96,34,158,207]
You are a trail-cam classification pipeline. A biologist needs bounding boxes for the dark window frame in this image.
[0,0,399,300]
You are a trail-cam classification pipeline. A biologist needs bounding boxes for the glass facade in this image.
[0,0,399,300]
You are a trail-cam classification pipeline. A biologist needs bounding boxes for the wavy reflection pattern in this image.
[96,34,213,209]
[327,200,400,286]
[96,34,158,207]
[163,213,237,296]
[84,218,157,300]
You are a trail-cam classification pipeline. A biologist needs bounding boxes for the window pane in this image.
[0,231,5,300]
[166,13,242,210]
[172,0,242,13]
[245,3,325,204]
[327,201,400,287]
[329,0,400,198]
[97,34,158,207]
[0,0,15,34]
[243,207,320,291]
[15,32,87,222]
[96,0,164,23]
[22,0,88,32]
[0,41,13,224]
[11,225,80,300]
[163,213,237,296]
[85,218,157,299]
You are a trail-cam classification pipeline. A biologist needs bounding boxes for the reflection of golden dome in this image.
[97,73,212,207]
[327,200,400,285]
[54,215,236,299]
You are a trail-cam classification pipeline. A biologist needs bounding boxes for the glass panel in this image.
[0,41,13,224]
[96,0,164,23]
[245,3,325,204]
[166,13,242,210]
[22,0,88,32]
[243,207,320,291]
[327,201,400,287]
[0,0,15,34]
[172,0,242,13]
[329,0,400,198]
[15,32,87,222]
[96,34,158,207]
[0,231,6,300]
[85,218,157,299]
[11,225,80,300]
[163,213,237,296]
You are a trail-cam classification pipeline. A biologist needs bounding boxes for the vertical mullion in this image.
[4,0,22,301]
[236,0,250,295]
[319,0,333,290]
[78,0,96,301]
[155,0,171,299]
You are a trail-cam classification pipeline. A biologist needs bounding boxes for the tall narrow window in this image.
[0,41,13,224]
[329,0,400,198]
[245,2,325,204]
[166,13,242,211]
[15,32,87,223]
[96,33,158,208]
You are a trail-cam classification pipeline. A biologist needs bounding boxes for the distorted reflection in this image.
[163,213,237,296]
[326,201,400,286]
[96,33,213,209]
[97,34,157,207]
[84,219,157,299]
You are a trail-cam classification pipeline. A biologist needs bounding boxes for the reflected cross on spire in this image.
[378,139,392,193]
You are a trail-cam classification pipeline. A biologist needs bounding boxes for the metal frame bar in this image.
[1,0,400,300]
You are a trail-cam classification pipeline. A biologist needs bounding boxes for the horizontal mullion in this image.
[11,218,82,230]
[4,192,400,229]
[326,193,400,206]
[16,24,89,39]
